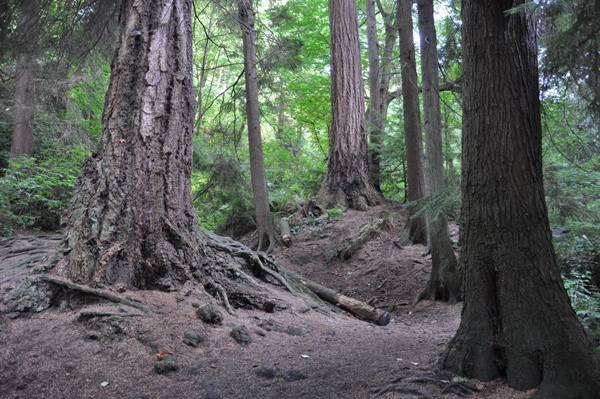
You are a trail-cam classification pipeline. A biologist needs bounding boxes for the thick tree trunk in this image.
[415,0,461,304]
[318,0,379,211]
[10,0,39,162]
[365,0,382,192]
[442,2,600,397]
[239,0,276,254]
[56,0,205,289]
[397,0,427,244]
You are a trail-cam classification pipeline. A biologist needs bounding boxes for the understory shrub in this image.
[557,230,600,347]
[563,270,600,346]
[0,145,88,235]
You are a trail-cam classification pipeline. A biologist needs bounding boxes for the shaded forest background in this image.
[0,0,599,344]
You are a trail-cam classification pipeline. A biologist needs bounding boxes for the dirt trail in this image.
[0,202,533,398]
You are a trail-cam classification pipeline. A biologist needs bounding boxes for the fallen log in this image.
[281,268,391,326]
[333,218,391,260]
[281,220,292,247]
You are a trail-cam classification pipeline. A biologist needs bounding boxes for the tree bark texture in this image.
[239,0,276,254]
[442,2,600,397]
[377,0,399,133]
[416,0,460,304]
[10,0,39,162]
[319,0,379,211]
[365,0,382,192]
[398,0,426,244]
[57,0,206,289]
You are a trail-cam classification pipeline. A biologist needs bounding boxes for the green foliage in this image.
[0,119,11,171]
[67,62,111,139]
[556,230,600,278]
[563,270,600,345]
[0,145,88,235]
[542,91,600,225]
[190,143,255,236]
[402,186,462,222]
[325,205,343,219]
[556,230,600,344]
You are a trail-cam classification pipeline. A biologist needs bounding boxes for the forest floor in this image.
[0,201,536,399]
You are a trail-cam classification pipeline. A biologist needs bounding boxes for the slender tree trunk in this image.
[398,0,427,244]
[10,0,39,162]
[442,2,600,397]
[318,0,380,211]
[415,0,461,303]
[238,0,276,254]
[366,0,382,192]
[377,0,399,131]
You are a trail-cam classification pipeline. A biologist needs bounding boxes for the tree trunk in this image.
[56,0,204,289]
[10,0,39,162]
[442,2,600,397]
[54,0,285,310]
[239,0,276,254]
[318,0,379,211]
[415,0,461,304]
[366,0,382,192]
[377,0,399,135]
[397,0,427,244]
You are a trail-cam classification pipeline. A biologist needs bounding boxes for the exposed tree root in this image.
[79,310,145,318]
[205,231,294,294]
[372,371,480,398]
[206,278,237,315]
[39,275,149,313]
[2,231,391,326]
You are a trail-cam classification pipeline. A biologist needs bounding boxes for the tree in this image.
[541,0,600,126]
[55,0,285,309]
[397,0,427,243]
[365,0,382,192]
[238,0,276,254]
[415,0,461,303]
[442,1,600,397]
[10,0,39,162]
[318,0,379,211]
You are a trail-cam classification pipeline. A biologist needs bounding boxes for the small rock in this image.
[116,341,129,358]
[283,369,308,382]
[182,329,204,347]
[114,283,127,293]
[196,304,223,324]
[204,381,220,399]
[254,329,267,337]
[188,362,202,375]
[253,365,280,379]
[154,354,179,375]
[230,325,252,345]
[284,326,304,336]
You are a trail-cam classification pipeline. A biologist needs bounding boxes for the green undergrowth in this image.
[557,232,600,347]
[0,145,88,236]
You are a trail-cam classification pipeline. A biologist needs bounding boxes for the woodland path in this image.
[0,202,533,398]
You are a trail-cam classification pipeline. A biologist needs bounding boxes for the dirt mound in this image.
[0,202,533,398]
